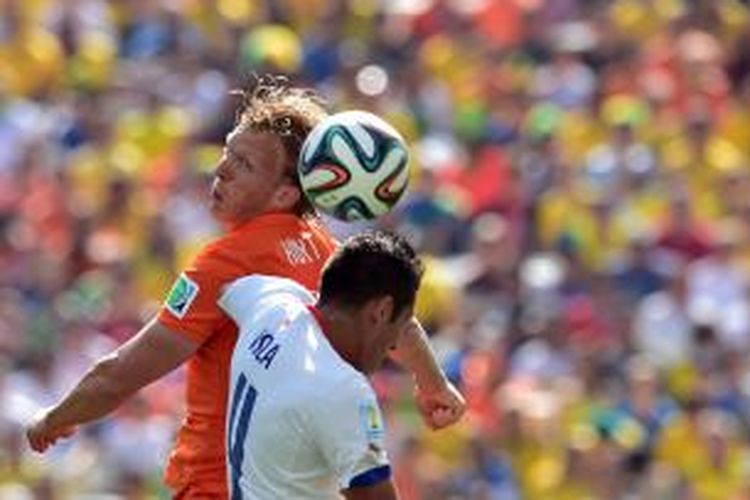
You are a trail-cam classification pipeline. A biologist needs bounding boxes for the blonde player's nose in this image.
[215,156,232,180]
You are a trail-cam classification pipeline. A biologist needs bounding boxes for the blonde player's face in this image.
[210,129,294,226]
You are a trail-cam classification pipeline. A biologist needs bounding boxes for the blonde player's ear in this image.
[271,183,301,211]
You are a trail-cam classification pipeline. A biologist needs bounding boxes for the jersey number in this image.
[228,372,257,500]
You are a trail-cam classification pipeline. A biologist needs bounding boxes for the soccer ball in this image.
[298,110,410,221]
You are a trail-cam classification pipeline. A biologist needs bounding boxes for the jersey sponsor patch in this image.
[165,273,199,318]
[359,400,385,442]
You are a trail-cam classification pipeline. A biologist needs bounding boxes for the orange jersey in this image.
[158,213,337,496]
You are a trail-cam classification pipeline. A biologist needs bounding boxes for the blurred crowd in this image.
[2,0,750,498]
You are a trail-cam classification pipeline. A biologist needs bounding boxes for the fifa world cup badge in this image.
[359,400,385,441]
[165,273,199,318]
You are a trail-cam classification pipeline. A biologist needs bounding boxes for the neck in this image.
[314,303,364,373]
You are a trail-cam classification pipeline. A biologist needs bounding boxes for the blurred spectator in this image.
[611,234,665,305]
[655,194,714,261]
[612,358,678,484]
[685,220,750,349]
[633,259,693,369]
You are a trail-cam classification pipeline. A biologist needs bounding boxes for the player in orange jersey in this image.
[26,75,465,498]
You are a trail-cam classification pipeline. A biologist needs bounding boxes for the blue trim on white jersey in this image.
[348,465,391,488]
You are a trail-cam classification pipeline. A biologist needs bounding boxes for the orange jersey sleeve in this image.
[158,239,238,344]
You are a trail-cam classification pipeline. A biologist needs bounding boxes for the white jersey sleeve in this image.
[219,275,314,329]
[310,376,391,491]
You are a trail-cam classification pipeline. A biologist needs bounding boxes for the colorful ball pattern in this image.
[298,111,410,221]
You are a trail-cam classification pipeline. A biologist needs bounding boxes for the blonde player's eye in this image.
[228,149,253,171]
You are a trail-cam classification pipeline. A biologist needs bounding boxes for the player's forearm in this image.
[45,354,134,431]
[389,318,446,391]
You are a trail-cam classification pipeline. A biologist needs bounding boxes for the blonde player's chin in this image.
[209,201,228,219]
[209,206,236,226]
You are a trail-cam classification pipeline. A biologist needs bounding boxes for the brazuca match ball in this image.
[298,110,410,221]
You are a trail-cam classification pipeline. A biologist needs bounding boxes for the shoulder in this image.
[194,215,296,260]
[187,234,246,277]
[186,220,291,277]
[220,275,314,325]
[223,274,313,306]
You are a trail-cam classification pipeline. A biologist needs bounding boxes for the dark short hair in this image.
[231,74,329,216]
[319,231,424,320]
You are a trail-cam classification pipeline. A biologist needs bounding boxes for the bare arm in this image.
[343,479,399,500]
[27,317,199,452]
[389,317,446,392]
[388,318,466,429]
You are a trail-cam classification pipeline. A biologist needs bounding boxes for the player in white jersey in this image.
[219,231,425,499]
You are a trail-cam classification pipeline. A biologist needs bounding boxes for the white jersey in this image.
[219,275,391,500]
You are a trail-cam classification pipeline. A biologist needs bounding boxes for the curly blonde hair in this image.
[231,74,330,216]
